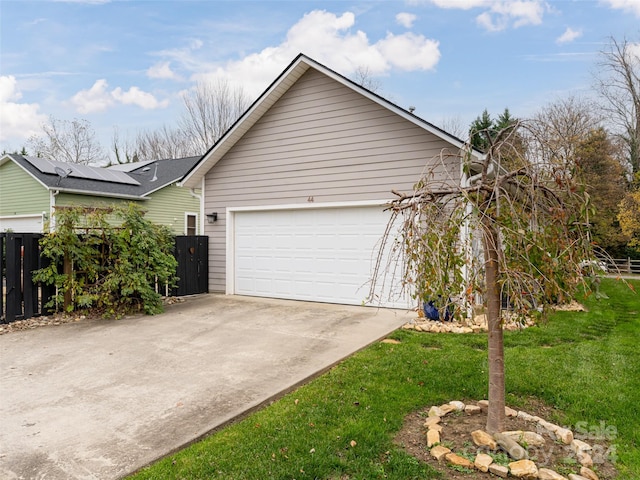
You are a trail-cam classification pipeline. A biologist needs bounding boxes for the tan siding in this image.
[203,68,461,292]
[0,161,49,216]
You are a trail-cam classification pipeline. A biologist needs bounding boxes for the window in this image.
[186,214,197,236]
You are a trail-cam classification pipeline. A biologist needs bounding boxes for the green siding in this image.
[0,160,50,216]
[55,186,199,235]
[144,185,200,235]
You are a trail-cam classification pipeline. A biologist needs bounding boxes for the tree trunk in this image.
[482,217,505,434]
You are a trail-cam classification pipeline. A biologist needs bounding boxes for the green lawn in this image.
[130,278,640,480]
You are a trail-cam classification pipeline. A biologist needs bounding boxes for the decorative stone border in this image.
[425,400,605,480]
[402,314,536,334]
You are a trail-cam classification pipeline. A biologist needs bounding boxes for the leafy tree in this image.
[619,185,640,256]
[27,116,107,165]
[575,128,629,256]
[374,120,596,433]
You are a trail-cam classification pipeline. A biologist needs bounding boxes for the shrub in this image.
[34,203,178,316]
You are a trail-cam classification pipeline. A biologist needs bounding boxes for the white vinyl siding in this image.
[204,68,460,293]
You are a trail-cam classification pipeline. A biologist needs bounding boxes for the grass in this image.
[130,278,640,480]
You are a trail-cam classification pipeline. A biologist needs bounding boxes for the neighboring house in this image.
[180,53,482,308]
[0,155,202,235]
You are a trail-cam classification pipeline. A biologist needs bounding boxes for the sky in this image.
[1,0,639,160]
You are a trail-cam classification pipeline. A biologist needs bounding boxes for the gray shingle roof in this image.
[3,154,201,199]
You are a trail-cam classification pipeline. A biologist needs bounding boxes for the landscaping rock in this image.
[471,429,497,450]
[438,403,457,415]
[505,406,518,417]
[474,452,493,472]
[489,463,509,478]
[428,405,445,417]
[428,423,443,433]
[448,400,465,411]
[538,467,568,480]
[577,450,594,467]
[478,399,489,412]
[464,405,481,415]
[423,416,441,427]
[445,452,475,469]
[502,430,546,447]
[517,411,537,422]
[429,445,451,461]
[556,426,574,444]
[538,419,558,433]
[579,466,599,480]
[426,428,440,447]
[508,459,538,478]
[568,474,591,480]
[571,439,592,454]
[494,432,528,460]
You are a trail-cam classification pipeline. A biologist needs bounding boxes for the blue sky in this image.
[1,0,638,158]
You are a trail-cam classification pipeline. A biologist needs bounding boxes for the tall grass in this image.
[131,278,639,480]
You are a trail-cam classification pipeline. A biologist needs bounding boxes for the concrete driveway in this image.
[0,294,411,480]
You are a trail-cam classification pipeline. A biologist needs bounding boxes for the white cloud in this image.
[71,79,168,114]
[556,27,582,44]
[419,0,546,31]
[477,1,545,31]
[378,33,440,70]
[147,61,181,80]
[602,0,640,17]
[71,79,114,113]
[112,86,170,109]
[190,10,441,99]
[0,75,47,142]
[396,12,417,28]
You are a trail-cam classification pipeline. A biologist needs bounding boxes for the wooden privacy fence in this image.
[1,233,208,324]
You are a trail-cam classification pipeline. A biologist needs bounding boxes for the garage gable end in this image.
[199,58,470,303]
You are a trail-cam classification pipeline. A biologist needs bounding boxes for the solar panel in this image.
[24,156,140,186]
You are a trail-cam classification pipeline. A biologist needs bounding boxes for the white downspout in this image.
[49,190,59,232]
[189,185,203,235]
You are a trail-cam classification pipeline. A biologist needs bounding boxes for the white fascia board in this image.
[54,188,146,200]
[226,199,392,213]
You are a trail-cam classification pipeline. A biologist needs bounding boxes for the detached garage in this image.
[180,54,481,308]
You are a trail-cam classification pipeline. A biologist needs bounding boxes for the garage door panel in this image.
[233,206,409,308]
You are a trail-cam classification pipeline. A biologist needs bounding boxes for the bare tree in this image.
[352,66,382,93]
[595,36,640,174]
[373,120,597,433]
[110,127,140,165]
[135,125,194,161]
[179,78,250,155]
[28,116,107,165]
[529,96,602,168]
[438,115,467,140]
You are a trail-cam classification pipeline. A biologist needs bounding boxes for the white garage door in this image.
[0,215,44,233]
[233,205,409,307]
